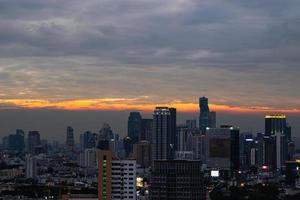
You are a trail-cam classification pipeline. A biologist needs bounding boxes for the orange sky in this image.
[1,98,299,113]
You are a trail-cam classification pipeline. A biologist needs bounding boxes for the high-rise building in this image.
[152,107,176,161]
[80,131,97,150]
[264,115,289,171]
[199,97,210,133]
[27,131,41,155]
[82,148,97,168]
[133,140,151,168]
[199,97,216,133]
[128,112,142,144]
[98,150,113,200]
[25,155,37,179]
[209,111,217,128]
[206,126,240,177]
[265,114,287,136]
[97,150,136,200]
[5,129,25,152]
[110,160,136,200]
[151,160,206,200]
[141,119,153,142]
[66,126,74,150]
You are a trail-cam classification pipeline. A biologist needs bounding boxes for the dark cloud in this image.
[0,0,299,109]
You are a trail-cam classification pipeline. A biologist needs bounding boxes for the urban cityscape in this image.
[0,97,300,200]
[1,0,300,200]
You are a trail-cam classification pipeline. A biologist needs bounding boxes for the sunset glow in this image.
[1,98,299,113]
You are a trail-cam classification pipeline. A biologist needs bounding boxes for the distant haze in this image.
[0,109,299,147]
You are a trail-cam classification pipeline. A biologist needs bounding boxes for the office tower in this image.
[109,133,121,157]
[177,125,188,152]
[27,131,41,155]
[256,132,265,167]
[82,148,97,168]
[97,150,137,200]
[99,123,114,140]
[66,126,74,150]
[5,129,25,152]
[264,114,289,171]
[151,160,206,200]
[199,97,210,133]
[141,119,153,142]
[242,134,256,169]
[25,155,37,179]
[209,111,217,128]
[288,141,295,161]
[128,112,142,144]
[152,107,176,161]
[191,134,206,162]
[206,126,240,177]
[265,115,287,136]
[133,140,151,168]
[186,119,197,129]
[80,131,97,150]
[123,136,133,158]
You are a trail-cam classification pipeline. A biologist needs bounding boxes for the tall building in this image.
[141,119,153,142]
[66,126,74,150]
[199,97,210,133]
[151,160,206,200]
[152,107,176,161]
[25,155,37,179]
[97,150,136,200]
[99,123,114,140]
[80,131,97,150]
[264,114,289,171]
[133,140,151,168]
[206,126,240,177]
[128,112,142,144]
[209,111,217,128]
[81,148,97,168]
[265,115,287,136]
[98,150,113,200]
[5,129,25,152]
[27,131,41,155]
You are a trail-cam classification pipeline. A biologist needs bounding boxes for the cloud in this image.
[0,0,299,110]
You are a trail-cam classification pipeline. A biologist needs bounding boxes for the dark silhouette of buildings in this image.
[151,160,206,200]
[152,107,177,161]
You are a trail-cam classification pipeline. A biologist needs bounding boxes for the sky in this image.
[0,0,300,140]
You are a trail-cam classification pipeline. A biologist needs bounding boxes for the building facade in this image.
[151,160,206,200]
[152,107,177,161]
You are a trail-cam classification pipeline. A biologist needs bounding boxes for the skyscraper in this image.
[151,160,206,200]
[127,112,142,144]
[66,126,74,150]
[199,97,217,133]
[6,129,25,152]
[264,114,289,171]
[199,97,210,133]
[80,131,97,150]
[133,140,151,168]
[25,155,37,179]
[27,131,41,155]
[209,111,217,128]
[141,119,153,142]
[206,126,240,177]
[152,107,177,161]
